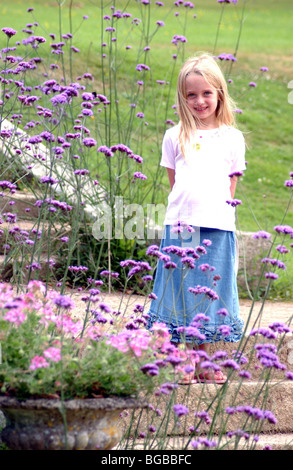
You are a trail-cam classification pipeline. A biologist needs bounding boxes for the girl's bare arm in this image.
[230,175,238,198]
[166,168,175,190]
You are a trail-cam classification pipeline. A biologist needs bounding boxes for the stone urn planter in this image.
[0,396,145,450]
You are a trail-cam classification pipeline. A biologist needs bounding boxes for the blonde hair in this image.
[177,53,237,157]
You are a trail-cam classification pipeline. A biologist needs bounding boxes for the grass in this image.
[1,0,293,295]
[1,0,292,231]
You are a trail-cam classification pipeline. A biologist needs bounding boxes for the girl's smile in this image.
[185,73,219,129]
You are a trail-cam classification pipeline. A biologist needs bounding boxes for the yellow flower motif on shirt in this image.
[192,142,201,151]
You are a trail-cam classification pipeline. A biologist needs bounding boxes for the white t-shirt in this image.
[161,124,246,231]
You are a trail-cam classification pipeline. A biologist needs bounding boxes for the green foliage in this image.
[0,282,173,399]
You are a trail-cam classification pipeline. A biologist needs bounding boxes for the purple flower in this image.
[140,363,159,376]
[28,135,42,144]
[177,326,205,341]
[269,321,291,334]
[40,176,59,185]
[82,109,93,116]
[229,170,243,178]
[191,438,217,449]
[136,63,150,72]
[2,27,17,38]
[198,263,211,272]
[285,371,293,381]
[252,230,271,239]
[238,370,252,379]
[218,325,231,337]
[82,72,94,80]
[146,245,160,256]
[156,21,165,27]
[188,286,219,301]
[191,313,211,324]
[51,93,69,106]
[216,308,228,317]
[181,257,196,269]
[98,302,112,313]
[97,145,114,157]
[265,272,279,280]
[100,270,119,278]
[249,328,277,339]
[83,137,97,147]
[133,171,147,180]
[226,199,242,207]
[218,53,237,62]
[74,169,90,175]
[285,180,293,187]
[53,294,75,309]
[68,265,88,272]
[274,225,293,235]
[196,245,207,255]
[40,131,55,142]
[171,35,187,45]
[173,404,189,416]
[261,257,286,270]
[249,82,257,87]
[164,261,177,269]
[194,411,211,425]
[220,359,239,370]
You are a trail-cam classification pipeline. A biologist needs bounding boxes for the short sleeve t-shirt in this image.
[161,124,246,231]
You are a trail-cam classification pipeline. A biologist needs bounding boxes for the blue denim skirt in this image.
[147,225,244,345]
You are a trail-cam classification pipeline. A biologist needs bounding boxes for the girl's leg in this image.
[173,341,198,384]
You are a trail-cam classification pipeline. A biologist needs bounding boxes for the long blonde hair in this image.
[177,53,237,157]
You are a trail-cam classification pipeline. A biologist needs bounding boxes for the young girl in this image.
[147,53,246,384]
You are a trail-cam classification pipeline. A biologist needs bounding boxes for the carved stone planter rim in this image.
[0,395,147,411]
[0,395,146,450]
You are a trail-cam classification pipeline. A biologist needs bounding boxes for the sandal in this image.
[178,376,198,385]
[178,371,198,385]
[196,370,227,384]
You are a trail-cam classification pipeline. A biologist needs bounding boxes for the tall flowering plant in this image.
[0,280,199,400]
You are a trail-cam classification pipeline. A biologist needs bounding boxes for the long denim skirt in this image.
[147,225,244,345]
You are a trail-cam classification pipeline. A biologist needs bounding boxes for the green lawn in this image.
[1,0,293,233]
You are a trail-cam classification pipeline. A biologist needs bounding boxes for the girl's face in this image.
[185,73,219,129]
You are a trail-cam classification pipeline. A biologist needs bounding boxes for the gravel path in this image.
[67,288,293,330]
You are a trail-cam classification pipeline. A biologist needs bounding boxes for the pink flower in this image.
[86,325,103,340]
[29,355,50,370]
[43,347,61,362]
[39,306,58,326]
[3,308,26,325]
[55,314,83,335]
[107,329,151,357]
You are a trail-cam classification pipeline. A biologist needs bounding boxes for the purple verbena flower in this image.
[226,199,242,207]
[173,404,189,416]
[53,294,74,309]
[2,27,17,38]
[252,230,271,239]
[97,145,114,157]
[133,171,147,180]
[218,53,237,61]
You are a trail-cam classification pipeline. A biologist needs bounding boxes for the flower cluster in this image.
[0,281,175,399]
